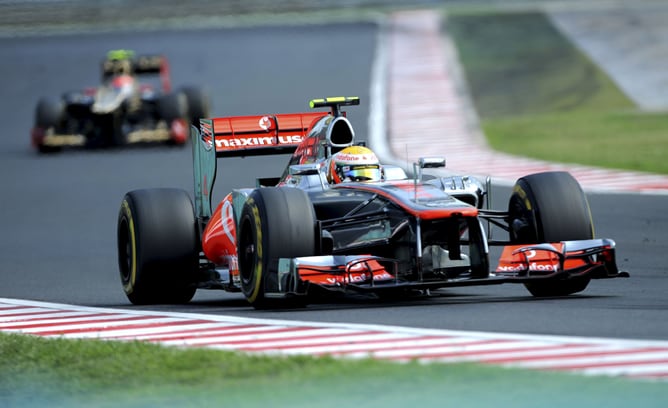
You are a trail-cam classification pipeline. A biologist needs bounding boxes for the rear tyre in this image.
[508,171,593,297]
[181,86,211,126]
[238,187,316,309]
[117,188,198,304]
[158,92,189,145]
[158,92,188,122]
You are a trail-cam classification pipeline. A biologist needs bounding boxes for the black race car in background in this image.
[31,49,210,153]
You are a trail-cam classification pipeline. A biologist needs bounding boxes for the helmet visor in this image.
[340,164,381,181]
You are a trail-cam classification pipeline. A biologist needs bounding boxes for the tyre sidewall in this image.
[181,86,210,125]
[35,98,65,128]
[158,92,188,122]
[239,194,266,304]
[118,196,140,297]
[238,188,316,308]
[508,172,594,296]
[117,188,198,304]
[509,171,594,243]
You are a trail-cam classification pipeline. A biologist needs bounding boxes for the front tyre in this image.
[238,187,316,309]
[36,97,64,128]
[117,188,198,304]
[106,111,126,147]
[508,171,594,297]
[34,98,65,154]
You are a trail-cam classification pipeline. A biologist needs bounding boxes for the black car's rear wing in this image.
[102,51,172,92]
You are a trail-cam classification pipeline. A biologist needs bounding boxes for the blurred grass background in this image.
[447,11,668,174]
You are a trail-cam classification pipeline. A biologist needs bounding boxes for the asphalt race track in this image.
[1,22,667,343]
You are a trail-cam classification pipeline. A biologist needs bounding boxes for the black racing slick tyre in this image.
[35,98,65,128]
[107,111,126,147]
[238,187,316,309]
[158,92,188,122]
[117,188,198,305]
[35,97,64,128]
[34,98,65,154]
[181,86,211,126]
[508,171,594,297]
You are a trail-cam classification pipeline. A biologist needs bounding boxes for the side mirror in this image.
[288,163,320,176]
[418,157,446,169]
[288,162,329,190]
[415,157,446,183]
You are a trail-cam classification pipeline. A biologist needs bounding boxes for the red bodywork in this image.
[496,241,616,277]
[211,112,326,154]
[298,258,396,286]
[202,194,239,281]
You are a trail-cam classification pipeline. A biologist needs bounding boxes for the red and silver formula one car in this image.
[116,97,628,308]
[32,50,210,153]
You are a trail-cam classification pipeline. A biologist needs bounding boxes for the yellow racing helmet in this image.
[328,146,382,184]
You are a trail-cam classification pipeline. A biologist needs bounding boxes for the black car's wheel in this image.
[158,92,188,122]
[508,171,594,297]
[180,86,211,126]
[34,98,65,153]
[107,111,126,147]
[157,92,189,145]
[117,188,198,304]
[238,187,316,309]
[36,97,64,128]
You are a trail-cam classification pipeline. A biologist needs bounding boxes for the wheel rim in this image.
[508,195,537,243]
[239,218,255,285]
[118,218,132,283]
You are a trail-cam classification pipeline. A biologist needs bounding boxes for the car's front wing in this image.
[267,239,628,299]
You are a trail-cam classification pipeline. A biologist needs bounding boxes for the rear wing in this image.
[133,55,172,93]
[205,112,326,158]
[191,111,327,220]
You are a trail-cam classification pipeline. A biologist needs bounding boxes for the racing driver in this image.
[327,145,383,184]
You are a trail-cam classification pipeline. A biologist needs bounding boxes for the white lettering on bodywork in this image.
[497,263,559,272]
[215,135,303,148]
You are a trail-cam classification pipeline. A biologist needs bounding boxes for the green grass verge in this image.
[446,11,668,175]
[1,332,666,408]
[483,111,668,174]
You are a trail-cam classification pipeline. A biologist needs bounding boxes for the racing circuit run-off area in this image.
[2,298,668,381]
